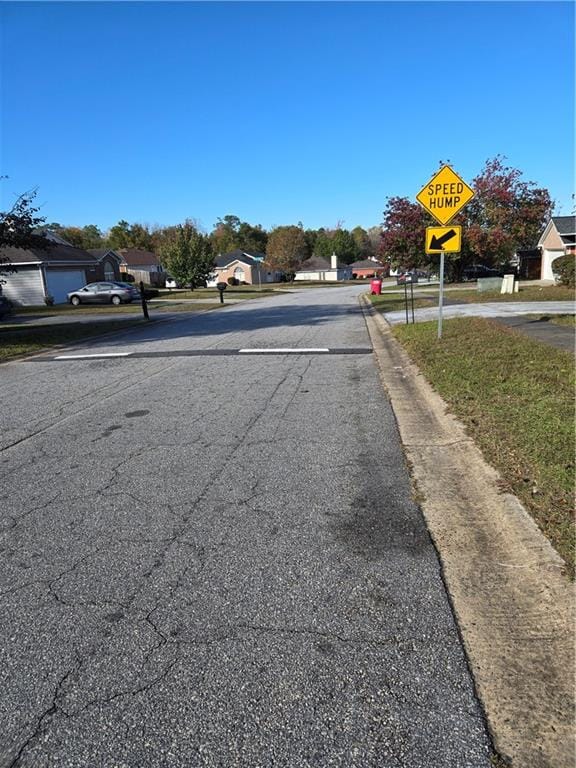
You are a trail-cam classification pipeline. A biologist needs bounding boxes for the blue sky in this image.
[1,1,574,233]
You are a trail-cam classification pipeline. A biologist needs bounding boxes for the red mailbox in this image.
[370,278,382,295]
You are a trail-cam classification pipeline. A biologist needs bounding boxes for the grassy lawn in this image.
[374,284,573,300]
[547,314,576,327]
[157,290,274,300]
[0,319,146,362]
[392,317,575,573]
[368,293,437,313]
[158,286,278,300]
[8,302,227,320]
[432,285,574,303]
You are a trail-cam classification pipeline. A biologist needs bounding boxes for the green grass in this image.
[15,303,145,315]
[0,319,146,362]
[158,290,274,301]
[392,317,575,574]
[547,314,576,327]
[437,285,574,302]
[368,293,437,313]
[158,286,277,300]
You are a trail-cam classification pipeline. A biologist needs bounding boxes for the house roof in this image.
[296,256,349,271]
[215,249,266,268]
[552,216,576,236]
[350,259,386,269]
[116,249,161,267]
[0,241,98,266]
[88,248,121,261]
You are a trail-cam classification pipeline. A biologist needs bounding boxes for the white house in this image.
[294,253,352,281]
[537,216,576,281]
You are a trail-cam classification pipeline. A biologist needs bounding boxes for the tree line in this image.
[1,156,555,287]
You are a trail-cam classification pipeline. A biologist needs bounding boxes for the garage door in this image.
[45,270,87,304]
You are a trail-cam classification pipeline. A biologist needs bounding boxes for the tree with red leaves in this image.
[379,196,432,271]
[380,157,553,280]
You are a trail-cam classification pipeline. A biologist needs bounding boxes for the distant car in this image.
[462,264,503,281]
[397,270,429,285]
[67,281,141,306]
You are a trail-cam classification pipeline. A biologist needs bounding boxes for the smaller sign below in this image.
[425,226,462,254]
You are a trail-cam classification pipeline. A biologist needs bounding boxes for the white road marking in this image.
[54,353,132,360]
[238,348,330,354]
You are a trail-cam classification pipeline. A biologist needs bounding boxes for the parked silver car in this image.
[67,282,141,306]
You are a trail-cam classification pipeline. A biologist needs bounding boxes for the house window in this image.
[234,267,245,282]
[104,262,115,281]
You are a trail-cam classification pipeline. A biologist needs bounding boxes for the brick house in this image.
[213,250,282,285]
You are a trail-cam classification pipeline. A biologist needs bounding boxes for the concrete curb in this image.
[360,295,575,768]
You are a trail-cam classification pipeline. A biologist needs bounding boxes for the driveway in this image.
[0,286,492,767]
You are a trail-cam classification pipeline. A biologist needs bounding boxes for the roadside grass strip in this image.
[436,286,574,303]
[369,293,437,313]
[546,314,576,327]
[0,319,144,362]
[392,317,575,573]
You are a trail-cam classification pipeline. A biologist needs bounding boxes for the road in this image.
[0,286,492,767]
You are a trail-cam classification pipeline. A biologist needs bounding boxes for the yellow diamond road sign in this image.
[417,166,475,225]
[426,226,462,254]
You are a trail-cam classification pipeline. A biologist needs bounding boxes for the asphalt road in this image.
[0,286,492,767]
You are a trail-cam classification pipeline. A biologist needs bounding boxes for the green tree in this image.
[0,187,50,283]
[351,226,375,260]
[106,220,155,251]
[50,224,104,250]
[313,227,359,264]
[331,229,359,264]
[266,225,308,274]
[159,221,215,288]
[210,214,268,254]
[107,220,132,249]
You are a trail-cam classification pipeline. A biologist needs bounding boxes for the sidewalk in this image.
[384,300,574,325]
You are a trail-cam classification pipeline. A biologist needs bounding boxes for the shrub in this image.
[227,276,239,286]
[552,255,576,288]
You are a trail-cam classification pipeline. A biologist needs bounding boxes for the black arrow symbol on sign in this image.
[429,229,457,250]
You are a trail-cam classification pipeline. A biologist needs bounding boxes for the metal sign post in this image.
[404,281,409,325]
[438,253,445,339]
[416,166,475,340]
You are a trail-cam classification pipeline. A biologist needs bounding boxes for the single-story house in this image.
[349,258,388,279]
[294,253,352,282]
[213,250,283,285]
[537,216,576,281]
[1,233,122,305]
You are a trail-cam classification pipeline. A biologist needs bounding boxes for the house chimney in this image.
[331,251,337,270]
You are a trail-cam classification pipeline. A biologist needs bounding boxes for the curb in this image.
[360,295,575,768]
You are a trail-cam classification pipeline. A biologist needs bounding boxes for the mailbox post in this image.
[217,282,227,304]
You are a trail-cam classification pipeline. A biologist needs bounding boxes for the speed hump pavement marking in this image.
[416,165,475,225]
[425,226,462,254]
